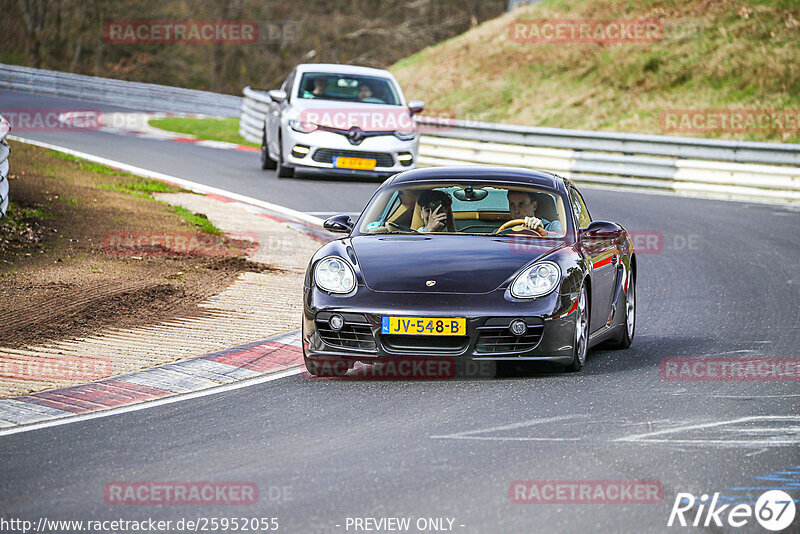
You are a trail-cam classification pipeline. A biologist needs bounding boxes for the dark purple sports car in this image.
[302,166,636,376]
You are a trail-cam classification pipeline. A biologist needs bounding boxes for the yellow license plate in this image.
[382,317,467,336]
[334,156,377,170]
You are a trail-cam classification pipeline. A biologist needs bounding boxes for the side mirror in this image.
[268,89,287,103]
[408,100,425,115]
[580,220,623,239]
[323,214,354,234]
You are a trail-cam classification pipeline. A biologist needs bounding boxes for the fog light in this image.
[397,152,413,166]
[329,314,345,331]
[292,145,310,158]
[509,319,527,336]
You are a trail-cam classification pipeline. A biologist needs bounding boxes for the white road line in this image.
[671,393,800,399]
[616,415,800,447]
[8,135,326,227]
[620,439,799,446]
[0,367,303,438]
[430,436,581,442]
[430,415,584,441]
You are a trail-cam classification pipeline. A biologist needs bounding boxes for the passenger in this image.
[506,190,563,236]
[416,190,454,233]
[357,82,374,101]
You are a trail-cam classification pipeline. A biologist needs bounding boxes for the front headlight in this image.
[393,130,416,140]
[314,256,356,294]
[289,119,318,133]
[511,261,561,298]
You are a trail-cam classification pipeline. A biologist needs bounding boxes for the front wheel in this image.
[276,133,294,178]
[565,284,589,372]
[260,130,277,170]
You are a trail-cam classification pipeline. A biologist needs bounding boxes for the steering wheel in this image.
[494,219,527,234]
[387,221,415,233]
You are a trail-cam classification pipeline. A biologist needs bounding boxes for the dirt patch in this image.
[0,142,275,348]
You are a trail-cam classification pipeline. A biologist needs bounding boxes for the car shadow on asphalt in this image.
[305,335,718,381]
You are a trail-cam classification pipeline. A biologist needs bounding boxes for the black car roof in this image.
[386,166,567,193]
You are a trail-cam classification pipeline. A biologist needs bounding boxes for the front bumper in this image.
[303,286,579,366]
[281,126,418,177]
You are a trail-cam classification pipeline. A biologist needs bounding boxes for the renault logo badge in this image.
[346,126,364,145]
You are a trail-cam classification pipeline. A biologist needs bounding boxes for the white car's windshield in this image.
[297,72,401,106]
[357,183,569,237]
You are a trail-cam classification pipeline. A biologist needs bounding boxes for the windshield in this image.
[356,183,570,237]
[297,72,401,105]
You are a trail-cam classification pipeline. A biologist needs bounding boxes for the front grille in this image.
[316,312,376,351]
[475,318,545,354]
[382,334,469,354]
[312,149,394,168]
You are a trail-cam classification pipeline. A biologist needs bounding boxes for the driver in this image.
[312,76,327,96]
[505,190,563,236]
[416,190,454,233]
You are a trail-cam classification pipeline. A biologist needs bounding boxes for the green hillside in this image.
[391,0,800,142]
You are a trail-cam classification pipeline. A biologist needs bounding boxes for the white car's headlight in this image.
[511,261,561,298]
[393,130,416,140]
[289,119,318,133]
[314,256,356,294]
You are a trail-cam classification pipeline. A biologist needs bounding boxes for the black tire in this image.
[304,356,349,377]
[260,130,277,170]
[609,275,635,349]
[276,133,294,178]
[565,284,589,372]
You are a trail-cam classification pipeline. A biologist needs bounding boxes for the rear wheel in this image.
[260,130,277,170]
[565,284,589,372]
[276,133,294,178]
[609,276,635,349]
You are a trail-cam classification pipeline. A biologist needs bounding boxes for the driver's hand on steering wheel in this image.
[523,216,544,231]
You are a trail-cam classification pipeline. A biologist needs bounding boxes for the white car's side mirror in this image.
[268,89,287,103]
[408,100,425,115]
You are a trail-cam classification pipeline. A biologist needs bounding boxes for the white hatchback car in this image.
[260,64,424,179]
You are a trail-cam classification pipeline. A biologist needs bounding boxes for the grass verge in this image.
[148,117,259,148]
[0,142,265,349]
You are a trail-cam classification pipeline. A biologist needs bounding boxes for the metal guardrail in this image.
[419,137,800,203]
[416,116,800,166]
[0,114,9,218]
[0,63,242,116]
[241,86,800,204]
[239,86,272,144]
